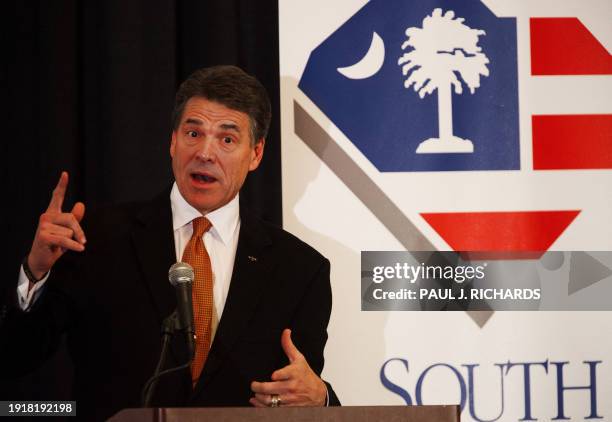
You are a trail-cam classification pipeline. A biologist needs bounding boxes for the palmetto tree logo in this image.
[398,8,490,154]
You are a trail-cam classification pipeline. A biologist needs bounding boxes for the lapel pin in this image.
[248,255,258,262]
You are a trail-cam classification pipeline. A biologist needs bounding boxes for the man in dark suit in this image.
[1,66,339,420]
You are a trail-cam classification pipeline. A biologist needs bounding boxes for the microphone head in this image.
[168,262,194,286]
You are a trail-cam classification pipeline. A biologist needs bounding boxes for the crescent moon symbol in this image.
[337,32,385,80]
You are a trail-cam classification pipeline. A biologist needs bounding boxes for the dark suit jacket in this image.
[0,190,339,420]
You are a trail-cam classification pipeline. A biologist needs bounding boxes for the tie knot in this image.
[192,217,212,237]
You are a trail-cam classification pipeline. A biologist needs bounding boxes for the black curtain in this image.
[1,0,280,400]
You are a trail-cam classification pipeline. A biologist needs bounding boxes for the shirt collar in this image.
[170,182,240,246]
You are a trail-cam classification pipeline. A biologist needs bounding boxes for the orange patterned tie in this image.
[182,217,213,386]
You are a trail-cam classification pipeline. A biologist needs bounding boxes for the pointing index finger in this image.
[48,171,68,212]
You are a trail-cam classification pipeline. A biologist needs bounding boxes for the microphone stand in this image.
[141,311,193,407]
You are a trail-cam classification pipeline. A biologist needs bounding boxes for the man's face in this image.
[170,97,264,214]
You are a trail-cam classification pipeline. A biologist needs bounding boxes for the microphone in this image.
[141,262,195,407]
[168,262,195,359]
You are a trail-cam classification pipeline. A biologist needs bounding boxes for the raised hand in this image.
[250,329,327,407]
[27,171,86,280]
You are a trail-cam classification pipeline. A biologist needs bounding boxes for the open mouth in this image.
[191,172,217,184]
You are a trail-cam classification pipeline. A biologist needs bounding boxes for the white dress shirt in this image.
[17,183,241,320]
[170,183,240,320]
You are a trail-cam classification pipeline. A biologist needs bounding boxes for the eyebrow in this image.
[220,123,240,133]
[184,118,204,126]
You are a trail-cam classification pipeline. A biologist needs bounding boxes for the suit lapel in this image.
[194,210,273,394]
[131,190,177,333]
[131,191,195,397]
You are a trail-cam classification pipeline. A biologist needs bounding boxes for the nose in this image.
[196,137,216,162]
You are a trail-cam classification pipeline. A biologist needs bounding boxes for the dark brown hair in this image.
[172,65,271,145]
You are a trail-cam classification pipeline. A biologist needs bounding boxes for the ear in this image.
[248,138,265,171]
[170,131,177,158]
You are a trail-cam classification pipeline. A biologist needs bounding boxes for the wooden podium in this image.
[109,405,460,421]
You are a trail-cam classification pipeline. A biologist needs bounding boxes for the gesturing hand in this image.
[27,171,86,280]
[250,329,327,407]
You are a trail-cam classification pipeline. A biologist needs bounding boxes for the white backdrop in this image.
[280,0,612,420]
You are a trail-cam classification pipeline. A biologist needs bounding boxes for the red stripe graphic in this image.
[530,18,612,75]
[532,114,612,170]
[421,211,580,259]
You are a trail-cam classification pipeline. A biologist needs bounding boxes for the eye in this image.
[222,136,233,144]
[187,130,198,138]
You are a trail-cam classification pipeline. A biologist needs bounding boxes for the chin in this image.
[192,196,225,213]
[191,201,216,213]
